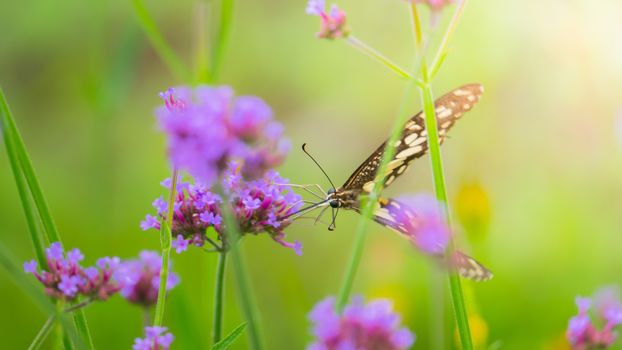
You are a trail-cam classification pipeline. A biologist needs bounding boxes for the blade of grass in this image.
[210,323,247,350]
[211,0,234,81]
[1,109,47,267]
[28,315,55,350]
[0,88,94,349]
[194,1,212,84]
[0,88,60,243]
[132,0,193,82]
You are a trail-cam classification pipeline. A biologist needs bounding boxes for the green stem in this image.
[411,2,473,348]
[211,0,235,82]
[212,251,227,344]
[336,79,418,312]
[153,170,179,327]
[346,36,412,80]
[429,0,468,79]
[132,0,193,82]
[221,203,263,350]
[28,315,55,350]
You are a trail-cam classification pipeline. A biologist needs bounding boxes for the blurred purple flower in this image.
[142,170,303,255]
[115,251,180,307]
[156,86,289,184]
[567,287,622,349]
[306,0,349,39]
[307,296,415,350]
[133,326,174,350]
[388,194,451,255]
[24,242,121,302]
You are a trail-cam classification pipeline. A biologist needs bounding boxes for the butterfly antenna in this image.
[302,143,337,191]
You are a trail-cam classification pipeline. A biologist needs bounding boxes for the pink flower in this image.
[156,86,290,185]
[388,195,451,255]
[115,251,180,306]
[307,296,415,350]
[133,326,174,350]
[24,242,121,302]
[306,0,349,39]
[567,287,622,349]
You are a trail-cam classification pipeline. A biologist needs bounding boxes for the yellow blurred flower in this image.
[455,182,491,242]
[541,333,571,350]
[454,313,489,349]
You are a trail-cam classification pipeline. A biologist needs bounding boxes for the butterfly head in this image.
[326,188,342,208]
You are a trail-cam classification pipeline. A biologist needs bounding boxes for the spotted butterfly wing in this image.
[341,84,484,194]
[373,197,493,282]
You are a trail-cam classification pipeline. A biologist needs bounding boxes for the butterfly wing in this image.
[372,197,493,282]
[341,84,484,193]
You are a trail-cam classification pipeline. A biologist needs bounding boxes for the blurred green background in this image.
[2,0,622,348]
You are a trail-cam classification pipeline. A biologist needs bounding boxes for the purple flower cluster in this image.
[308,296,415,350]
[157,86,290,185]
[141,168,303,255]
[23,242,121,301]
[567,287,622,349]
[388,195,451,256]
[133,326,174,350]
[306,0,348,39]
[115,251,180,307]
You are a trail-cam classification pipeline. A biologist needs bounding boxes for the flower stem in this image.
[153,169,179,327]
[28,315,56,350]
[410,2,473,349]
[346,36,412,80]
[63,299,94,313]
[336,79,417,312]
[216,188,264,350]
[211,251,227,344]
[429,0,468,80]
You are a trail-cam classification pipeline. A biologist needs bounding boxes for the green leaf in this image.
[210,323,247,350]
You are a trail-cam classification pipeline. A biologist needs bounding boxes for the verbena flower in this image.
[307,296,415,350]
[156,86,290,185]
[387,194,451,255]
[141,168,303,255]
[306,0,349,39]
[133,326,174,350]
[406,0,456,12]
[115,251,180,307]
[567,287,622,349]
[24,242,121,302]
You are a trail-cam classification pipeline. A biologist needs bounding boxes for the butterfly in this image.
[291,84,492,281]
